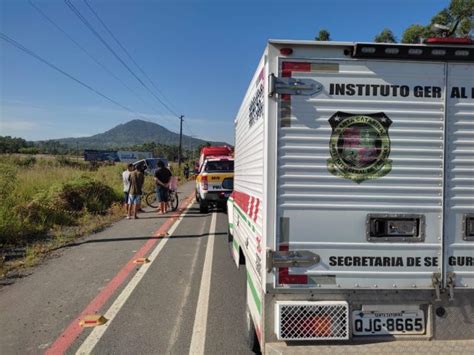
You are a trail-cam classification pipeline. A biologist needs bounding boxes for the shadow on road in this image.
[138,206,226,219]
[54,232,227,249]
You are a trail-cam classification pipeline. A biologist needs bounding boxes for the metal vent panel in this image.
[275,301,349,340]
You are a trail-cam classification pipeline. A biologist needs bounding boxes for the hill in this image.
[54,119,227,149]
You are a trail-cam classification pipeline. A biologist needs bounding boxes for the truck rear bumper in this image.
[265,339,474,354]
[263,290,474,348]
[201,191,231,202]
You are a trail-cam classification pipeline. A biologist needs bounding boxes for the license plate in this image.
[352,309,425,336]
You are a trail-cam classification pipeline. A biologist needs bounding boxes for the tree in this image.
[315,29,331,41]
[0,136,30,153]
[374,28,397,43]
[449,0,474,20]
[400,0,473,43]
[430,8,454,28]
[18,147,39,154]
[426,0,473,37]
[401,24,429,43]
[448,0,473,37]
[458,16,473,36]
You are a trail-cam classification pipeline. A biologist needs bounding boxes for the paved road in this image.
[0,181,251,355]
[2,181,473,354]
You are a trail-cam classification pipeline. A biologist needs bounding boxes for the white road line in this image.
[75,199,195,355]
[165,217,206,354]
[188,212,217,355]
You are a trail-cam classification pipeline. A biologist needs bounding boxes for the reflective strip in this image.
[233,202,256,232]
[247,270,262,314]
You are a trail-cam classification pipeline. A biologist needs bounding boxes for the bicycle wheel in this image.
[170,191,179,211]
[146,191,159,208]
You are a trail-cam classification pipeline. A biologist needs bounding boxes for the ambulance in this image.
[227,38,474,353]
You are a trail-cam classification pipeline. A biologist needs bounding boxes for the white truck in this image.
[227,39,474,353]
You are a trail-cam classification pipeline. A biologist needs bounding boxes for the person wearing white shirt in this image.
[122,164,134,215]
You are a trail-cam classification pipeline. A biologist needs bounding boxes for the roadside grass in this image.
[0,155,129,278]
[0,155,193,279]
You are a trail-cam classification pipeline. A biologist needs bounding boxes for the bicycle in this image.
[145,188,179,211]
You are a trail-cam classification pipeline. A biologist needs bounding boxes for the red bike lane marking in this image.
[46,192,195,355]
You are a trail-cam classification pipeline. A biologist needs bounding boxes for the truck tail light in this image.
[275,301,349,340]
[201,176,208,190]
[277,245,308,285]
[278,268,308,285]
[280,47,293,56]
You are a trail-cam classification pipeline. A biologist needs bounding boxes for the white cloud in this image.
[0,119,38,131]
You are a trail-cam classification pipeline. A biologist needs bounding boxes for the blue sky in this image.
[1,0,448,144]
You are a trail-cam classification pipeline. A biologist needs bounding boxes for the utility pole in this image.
[178,115,184,170]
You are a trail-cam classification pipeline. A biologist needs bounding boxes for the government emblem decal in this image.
[327,112,392,183]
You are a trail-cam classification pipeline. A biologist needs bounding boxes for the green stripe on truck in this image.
[233,203,256,232]
[232,239,239,252]
[246,270,262,314]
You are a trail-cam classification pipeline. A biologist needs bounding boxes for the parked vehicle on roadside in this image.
[227,38,474,353]
[133,158,168,175]
[198,145,232,172]
[195,156,234,213]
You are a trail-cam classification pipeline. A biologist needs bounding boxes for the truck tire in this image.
[219,201,227,213]
[199,199,208,213]
[239,245,246,266]
[227,226,234,259]
[245,301,261,353]
[227,226,233,243]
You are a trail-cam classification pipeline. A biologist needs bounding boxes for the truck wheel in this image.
[246,303,261,354]
[199,199,208,213]
[239,246,245,266]
[227,226,234,259]
[220,202,228,213]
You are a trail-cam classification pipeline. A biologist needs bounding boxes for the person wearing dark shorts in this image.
[154,160,172,214]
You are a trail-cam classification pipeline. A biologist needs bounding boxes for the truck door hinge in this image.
[268,74,323,97]
[447,272,456,301]
[432,273,442,301]
[266,249,320,272]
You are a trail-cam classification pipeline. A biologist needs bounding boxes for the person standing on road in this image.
[127,165,145,219]
[184,164,190,180]
[154,160,172,214]
[122,163,134,215]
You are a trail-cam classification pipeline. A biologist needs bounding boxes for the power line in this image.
[28,0,171,124]
[183,120,197,139]
[64,0,180,119]
[82,0,180,116]
[0,31,151,121]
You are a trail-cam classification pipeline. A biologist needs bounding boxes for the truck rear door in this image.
[444,62,474,290]
[273,56,447,290]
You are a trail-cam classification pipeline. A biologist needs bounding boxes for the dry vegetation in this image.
[0,155,130,278]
